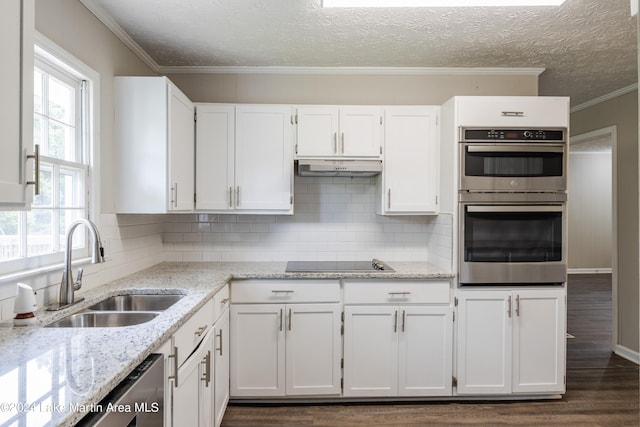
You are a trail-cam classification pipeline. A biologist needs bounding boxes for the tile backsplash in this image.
[164,176,453,267]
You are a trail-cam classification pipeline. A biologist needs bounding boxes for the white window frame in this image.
[0,32,100,282]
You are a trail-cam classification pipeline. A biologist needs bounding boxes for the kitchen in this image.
[0,0,638,426]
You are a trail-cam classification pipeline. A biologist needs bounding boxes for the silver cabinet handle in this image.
[171,183,178,207]
[215,329,223,356]
[271,290,294,294]
[201,350,211,387]
[388,291,411,296]
[168,346,179,387]
[195,325,207,337]
[333,132,337,153]
[236,186,240,207]
[501,111,524,117]
[229,187,233,207]
[26,144,40,195]
[279,308,283,331]
[393,310,398,333]
[387,189,391,209]
[402,310,406,333]
[515,295,520,317]
[288,308,292,331]
[507,295,512,318]
[341,132,345,154]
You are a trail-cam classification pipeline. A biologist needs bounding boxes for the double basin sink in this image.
[46,294,184,328]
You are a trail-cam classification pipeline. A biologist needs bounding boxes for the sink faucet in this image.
[48,219,105,311]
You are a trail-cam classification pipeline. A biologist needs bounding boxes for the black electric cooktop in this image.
[285,259,394,273]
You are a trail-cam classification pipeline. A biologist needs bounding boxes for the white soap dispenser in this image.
[14,283,38,326]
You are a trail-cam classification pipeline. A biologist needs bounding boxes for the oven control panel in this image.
[462,128,566,142]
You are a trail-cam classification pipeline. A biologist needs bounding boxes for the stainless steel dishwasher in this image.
[77,353,164,426]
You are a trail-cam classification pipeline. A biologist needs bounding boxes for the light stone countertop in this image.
[0,261,453,427]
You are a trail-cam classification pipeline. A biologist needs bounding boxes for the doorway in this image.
[569,126,617,349]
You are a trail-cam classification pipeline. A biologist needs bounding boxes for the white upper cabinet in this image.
[378,106,440,215]
[296,106,383,158]
[0,0,34,209]
[115,76,195,213]
[196,104,294,214]
[455,96,570,128]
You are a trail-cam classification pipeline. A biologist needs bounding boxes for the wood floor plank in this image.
[222,275,639,426]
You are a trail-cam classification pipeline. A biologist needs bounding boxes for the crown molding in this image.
[80,0,161,73]
[157,65,545,76]
[571,83,638,113]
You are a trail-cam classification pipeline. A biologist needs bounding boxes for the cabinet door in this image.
[285,303,342,396]
[213,309,230,427]
[457,291,512,395]
[0,0,34,208]
[235,105,293,212]
[339,107,382,157]
[455,96,569,128]
[230,304,285,396]
[195,104,235,211]
[512,289,566,394]
[343,306,398,397]
[382,107,439,214]
[296,107,339,157]
[398,306,453,396]
[168,82,195,211]
[172,330,213,427]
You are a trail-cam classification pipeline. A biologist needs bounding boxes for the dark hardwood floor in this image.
[221,275,639,426]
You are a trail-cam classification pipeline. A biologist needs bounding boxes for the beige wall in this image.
[571,90,639,354]
[167,72,538,105]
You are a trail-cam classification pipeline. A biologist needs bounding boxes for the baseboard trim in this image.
[568,268,613,275]
[614,344,640,365]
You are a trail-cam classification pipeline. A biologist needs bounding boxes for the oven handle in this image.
[466,205,563,213]
[465,145,565,153]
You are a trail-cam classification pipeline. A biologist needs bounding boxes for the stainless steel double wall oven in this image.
[458,127,568,285]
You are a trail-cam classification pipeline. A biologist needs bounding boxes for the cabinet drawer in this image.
[174,298,214,367]
[456,96,569,128]
[343,280,450,304]
[231,280,340,303]
[213,284,230,322]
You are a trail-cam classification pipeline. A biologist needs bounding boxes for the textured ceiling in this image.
[81,0,637,106]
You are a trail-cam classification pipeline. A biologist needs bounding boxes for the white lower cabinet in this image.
[456,288,566,395]
[342,280,454,397]
[230,302,342,397]
[343,305,453,397]
[230,280,342,397]
[158,285,231,427]
[172,328,214,426]
[213,308,230,427]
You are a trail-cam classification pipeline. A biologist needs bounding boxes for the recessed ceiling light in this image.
[322,0,566,7]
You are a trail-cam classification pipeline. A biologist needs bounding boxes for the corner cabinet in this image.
[377,106,440,215]
[456,288,566,395]
[342,280,453,397]
[195,104,294,214]
[295,106,383,158]
[230,280,342,397]
[115,76,195,213]
[0,0,35,208]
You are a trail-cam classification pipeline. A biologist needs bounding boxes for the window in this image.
[0,45,92,277]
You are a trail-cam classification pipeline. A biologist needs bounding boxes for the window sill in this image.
[0,257,94,286]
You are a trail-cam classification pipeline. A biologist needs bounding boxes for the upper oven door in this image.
[460,143,566,192]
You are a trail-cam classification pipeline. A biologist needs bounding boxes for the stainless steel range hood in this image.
[297,159,382,177]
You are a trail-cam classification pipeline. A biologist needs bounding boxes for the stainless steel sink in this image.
[46,311,159,328]
[87,294,184,312]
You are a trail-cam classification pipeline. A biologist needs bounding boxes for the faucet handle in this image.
[74,268,84,290]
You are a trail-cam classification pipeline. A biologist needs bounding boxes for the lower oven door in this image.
[459,203,566,284]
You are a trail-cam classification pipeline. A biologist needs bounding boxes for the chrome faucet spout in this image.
[48,219,105,311]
